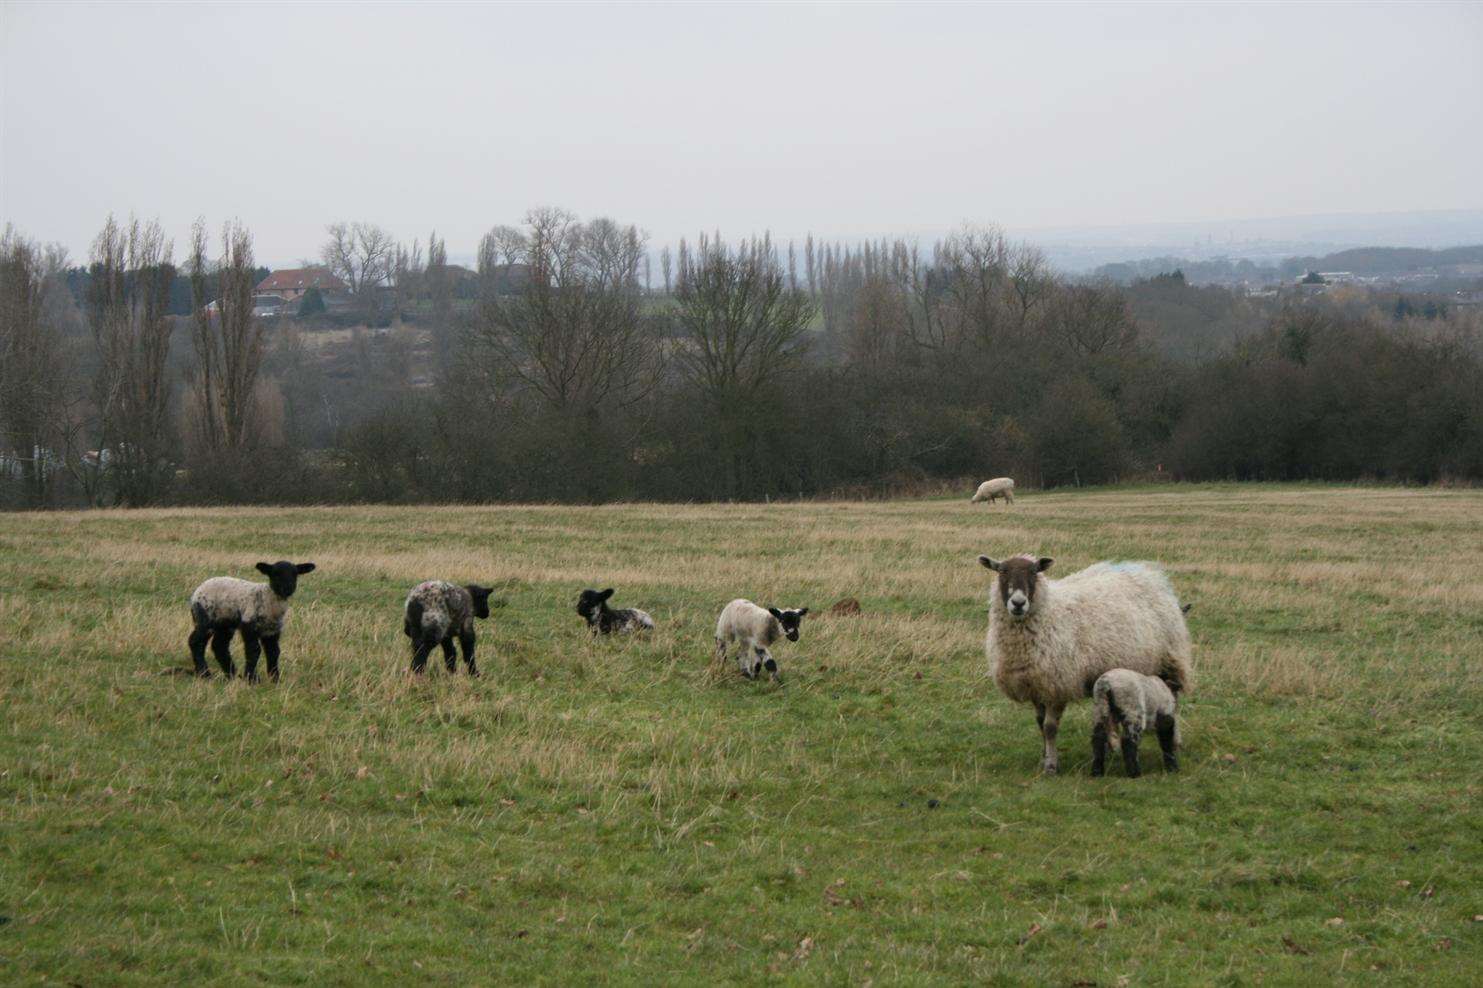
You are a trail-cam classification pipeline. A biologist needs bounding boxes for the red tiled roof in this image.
[256,267,348,292]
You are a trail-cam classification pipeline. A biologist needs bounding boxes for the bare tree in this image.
[673,233,814,402]
[189,219,265,453]
[473,208,661,414]
[0,227,72,506]
[86,216,177,505]
[321,221,395,321]
[1046,282,1139,356]
[660,245,673,295]
[1007,243,1055,331]
[390,238,424,322]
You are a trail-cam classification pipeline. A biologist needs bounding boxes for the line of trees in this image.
[3,211,1482,510]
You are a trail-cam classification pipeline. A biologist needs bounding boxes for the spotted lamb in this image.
[404,580,494,675]
[576,587,654,635]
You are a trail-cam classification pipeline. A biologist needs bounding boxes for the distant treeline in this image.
[1095,244,1483,286]
[3,213,1482,510]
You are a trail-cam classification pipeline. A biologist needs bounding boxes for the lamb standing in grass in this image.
[1090,668,1179,778]
[979,554,1192,774]
[188,561,316,681]
[404,581,494,675]
[971,477,1015,505]
[714,599,809,683]
[576,588,655,635]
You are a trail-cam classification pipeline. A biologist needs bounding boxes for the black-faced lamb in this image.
[404,580,494,675]
[979,554,1192,775]
[971,477,1015,505]
[188,561,316,682]
[714,599,809,683]
[575,587,654,635]
[1090,668,1179,778]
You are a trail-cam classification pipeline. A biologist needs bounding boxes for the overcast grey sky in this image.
[3,1,1480,265]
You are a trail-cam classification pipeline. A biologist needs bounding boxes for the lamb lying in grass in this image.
[1090,668,1179,778]
[979,554,1192,774]
[404,581,494,675]
[575,588,654,635]
[714,599,809,683]
[188,561,316,682]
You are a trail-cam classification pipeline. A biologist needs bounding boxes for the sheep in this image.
[404,581,494,675]
[188,561,316,682]
[971,477,1015,505]
[978,554,1192,775]
[1090,668,1179,778]
[575,587,655,635]
[714,599,809,683]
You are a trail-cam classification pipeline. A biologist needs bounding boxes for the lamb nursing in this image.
[979,554,1192,774]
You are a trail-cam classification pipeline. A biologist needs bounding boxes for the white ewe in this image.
[971,478,1015,505]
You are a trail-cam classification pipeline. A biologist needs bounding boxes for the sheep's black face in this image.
[768,607,810,642]
[979,555,1052,619]
[576,588,614,625]
[257,560,316,599]
[468,585,494,620]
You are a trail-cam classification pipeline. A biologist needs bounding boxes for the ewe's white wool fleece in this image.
[190,577,291,635]
[986,561,1193,707]
[715,599,784,650]
[972,477,1015,502]
[1092,668,1177,732]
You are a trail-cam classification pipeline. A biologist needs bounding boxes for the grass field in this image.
[2,485,1481,985]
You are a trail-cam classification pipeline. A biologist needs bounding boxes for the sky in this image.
[3,1,1481,266]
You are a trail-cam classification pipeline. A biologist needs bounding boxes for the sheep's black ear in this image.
[296,562,317,574]
[469,584,493,598]
[979,556,999,571]
[768,607,783,621]
[797,608,809,617]
[598,588,615,601]
[256,562,274,576]
[1036,557,1054,572]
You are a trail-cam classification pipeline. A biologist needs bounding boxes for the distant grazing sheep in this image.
[714,599,809,683]
[188,561,316,681]
[404,580,494,675]
[971,477,1015,505]
[1090,668,1179,778]
[979,554,1192,774]
[575,588,654,635]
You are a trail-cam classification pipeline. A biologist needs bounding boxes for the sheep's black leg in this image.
[1091,720,1109,777]
[460,631,479,677]
[410,637,435,675]
[241,629,262,683]
[262,636,281,682]
[1156,712,1179,772]
[1121,727,1143,778]
[188,609,212,678]
[441,637,457,673]
[1040,703,1064,775]
[210,626,236,678]
[1035,703,1046,731]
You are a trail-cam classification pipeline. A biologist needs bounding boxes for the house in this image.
[255,267,349,303]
